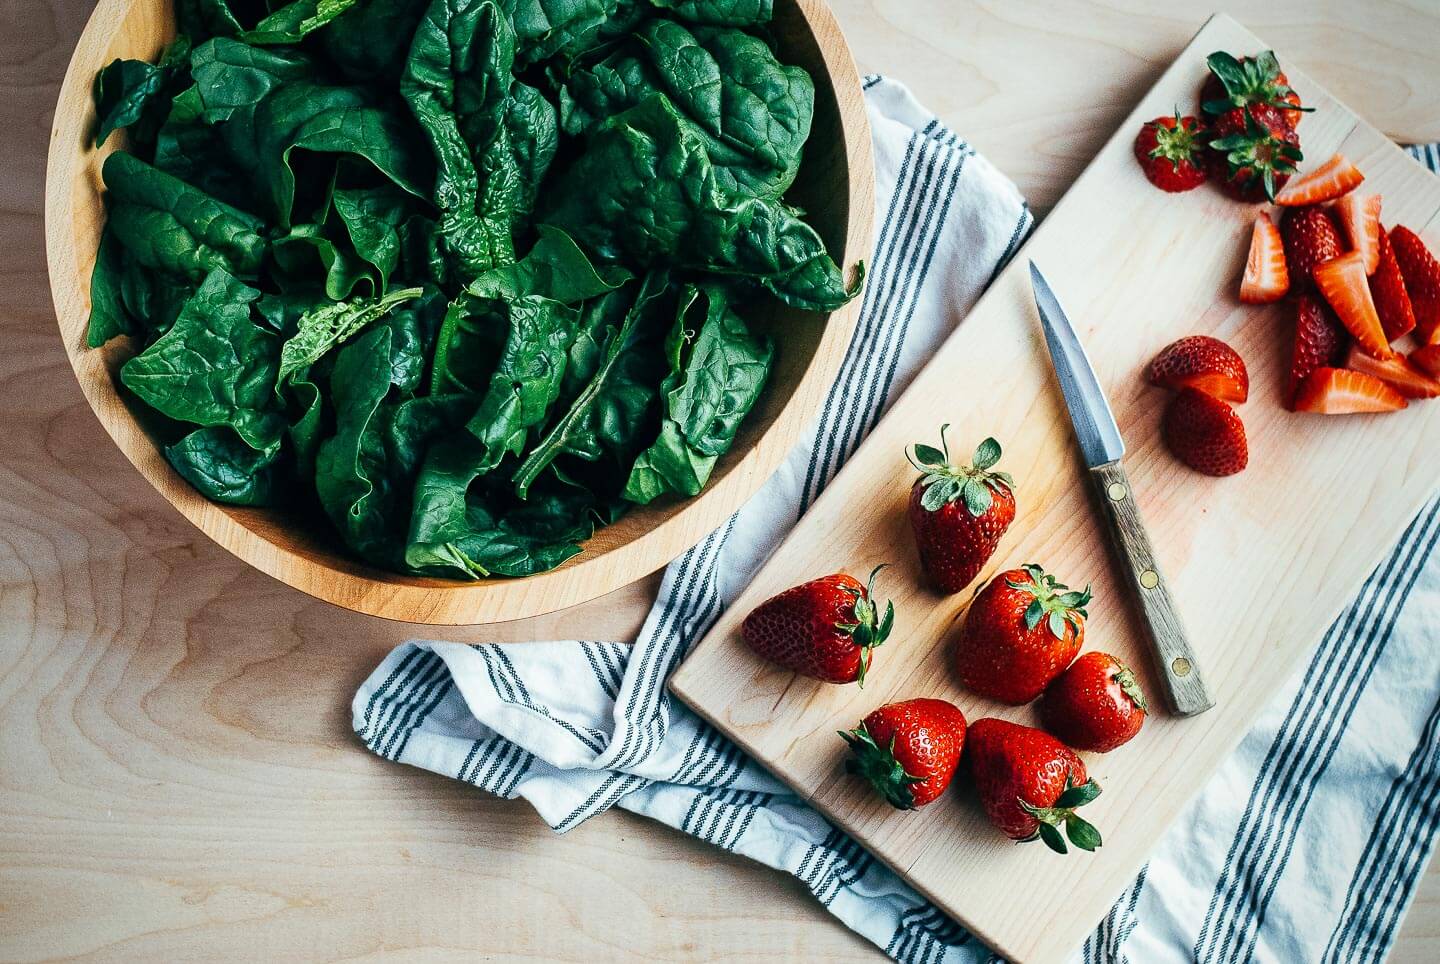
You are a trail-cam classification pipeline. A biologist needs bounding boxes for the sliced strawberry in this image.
[1389,226,1440,344]
[1372,229,1417,342]
[1412,344,1440,378]
[1293,367,1407,414]
[1274,154,1365,206]
[1287,293,1348,408]
[1344,344,1440,399]
[1239,212,1288,304]
[1334,192,1382,274]
[1280,206,1343,290]
[1149,335,1249,402]
[1162,388,1248,476]
[1314,252,1392,358]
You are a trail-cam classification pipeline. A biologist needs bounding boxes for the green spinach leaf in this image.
[166,425,281,505]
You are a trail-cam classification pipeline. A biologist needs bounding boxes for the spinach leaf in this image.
[93,36,193,150]
[623,282,771,503]
[649,0,770,25]
[271,223,378,301]
[278,286,424,387]
[87,227,137,346]
[320,0,431,84]
[561,20,812,199]
[102,151,267,282]
[166,425,280,505]
[512,270,669,497]
[464,294,579,473]
[240,0,361,44]
[120,269,285,451]
[333,185,412,286]
[176,0,244,41]
[544,95,857,310]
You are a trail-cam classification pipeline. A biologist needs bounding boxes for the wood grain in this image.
[42,0,875,625]
[1088,460,1213,716]
[5,1,1440,960]
[671,14,1440,962]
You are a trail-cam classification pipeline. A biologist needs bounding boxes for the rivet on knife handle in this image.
[1089,460,1214,716]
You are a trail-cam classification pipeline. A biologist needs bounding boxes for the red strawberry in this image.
[1389,226,1440,344]
[1206,102,1302,202]
[1039,652,1148,753]
[1333,192,1382,274]
[1412,344,1440,378]
[1162,388,1248,477]
[1343,344,1440,399]
[1280,206,1343,289]
[841,698,967,809]
[1314,252,1392,358]
[1148,335,1249,402]
[742,567,895,685]
[1200,50,1307,131]
[1273,154,1365,206]
[1293,367,1407,414]
[967,718,1103,853]
[1133,111,1208,193]
[953,565,1088,705]
[1239,212,1289,304]
[1287,293,1348,406]
[906,430,1016,595]
[1372,230,1417,342]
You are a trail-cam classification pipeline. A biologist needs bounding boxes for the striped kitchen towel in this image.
[354,78,1440,963]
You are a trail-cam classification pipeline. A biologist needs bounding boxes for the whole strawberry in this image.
[967,718,1103,854]
[742,566,894,685]
[1133,111,1208,193]
[1039,652,1148,752]
[840,698,967,809]
[1200,50,1308,131]
[1207,103,1301,202]
[907,429,1016,594]
[953,564,1089,705]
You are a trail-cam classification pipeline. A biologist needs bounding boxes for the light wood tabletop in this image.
[3,1,1438,960]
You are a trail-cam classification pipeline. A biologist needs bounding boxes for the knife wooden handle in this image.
[1088,460,1214,717]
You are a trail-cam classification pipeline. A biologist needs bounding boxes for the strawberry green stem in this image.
[1019,773,1103,854]
[839,724,923,810]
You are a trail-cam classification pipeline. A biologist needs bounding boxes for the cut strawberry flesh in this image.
[1293,367,1407,414]
[1239,212,1288,304]
[1372,229,1417,342]
[1344,344,1440,399]
[1413,344,1440,378]
[1389,226,1440,344]
[1314,252,1392,358]
[1334,192,1382,275]
[1274,153,1365,206]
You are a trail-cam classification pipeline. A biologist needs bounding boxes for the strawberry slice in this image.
[1162,388,1248,476]
[1334,192,1382,274]
[1274,154,1365,206]
[1294,367,1407,414]
[1314,252,1392,358]
[1412,344,1440,378]
[1149,335,1249,402]
[1344,344,1440,399]
[1287,293,1348,408]
[1239,212,1288,303]
[1372,229,1417,342]
[1389,226,1440,344]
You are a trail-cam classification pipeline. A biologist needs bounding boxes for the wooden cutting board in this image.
[669,13,1440,963]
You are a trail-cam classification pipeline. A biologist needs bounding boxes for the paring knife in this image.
[1028,262,1214,717]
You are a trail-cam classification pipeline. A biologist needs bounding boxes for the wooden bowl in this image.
[45,0,875,624]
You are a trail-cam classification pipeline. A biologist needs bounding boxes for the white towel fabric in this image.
[354,79,1440,963]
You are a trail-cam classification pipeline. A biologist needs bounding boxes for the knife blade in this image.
[1028,261,1214,717]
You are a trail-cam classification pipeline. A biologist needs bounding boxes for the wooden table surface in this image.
[3,1,1438,960]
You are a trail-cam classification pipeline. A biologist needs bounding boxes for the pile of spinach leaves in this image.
[86,0,861,578]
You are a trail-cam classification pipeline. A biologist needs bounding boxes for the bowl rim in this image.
[44,0,876,625]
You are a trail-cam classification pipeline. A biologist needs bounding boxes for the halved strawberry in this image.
[1274,154,1365,206]
[1372,230,1417,342]
[1314,252,1392,358]
[1293,367,1407,414]
[1389,226,1440,344]
[1413,344,1440,378]
[1287,294,1349,408]
[1162,388,1248,476]
[1149,335,1249,402]
[1334,193,1382,274]
[1239,212,1288,303]
[1344,344,1440,399]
